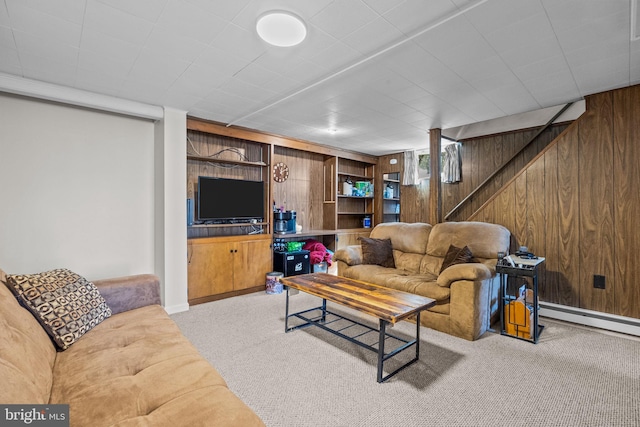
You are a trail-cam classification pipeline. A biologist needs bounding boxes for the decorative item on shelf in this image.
[384,184,394,199]
[354,181,367,197]
[342,177,353,196]
[363,216,371,228]
[273,162,289,182]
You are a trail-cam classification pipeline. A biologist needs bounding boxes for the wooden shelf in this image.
[187,155,267,167]
[338,212,374,215]
[190,222,268,229]
[338,195,374,199]
[337,172,373,180]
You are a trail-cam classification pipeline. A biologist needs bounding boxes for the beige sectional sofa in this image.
[0,270,265,427]
[333,221,510,341]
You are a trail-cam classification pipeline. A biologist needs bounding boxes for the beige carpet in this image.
[171,291,640,427]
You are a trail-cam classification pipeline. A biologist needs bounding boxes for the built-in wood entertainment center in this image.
[186,118,393,305]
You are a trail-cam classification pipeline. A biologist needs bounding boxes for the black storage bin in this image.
[273,250,310,277]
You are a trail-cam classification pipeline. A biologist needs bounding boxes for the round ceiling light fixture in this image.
[256,11,307,47]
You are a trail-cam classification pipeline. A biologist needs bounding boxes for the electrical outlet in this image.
[594,275,606,289]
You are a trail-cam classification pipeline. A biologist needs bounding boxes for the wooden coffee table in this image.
[280,273,436,383]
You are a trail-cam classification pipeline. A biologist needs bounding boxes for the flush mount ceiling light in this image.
[256,11,307,47]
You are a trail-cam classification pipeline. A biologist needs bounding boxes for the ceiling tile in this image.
[156,0,226,44]
[75,66,125,94]
[362,0,406,15]
[84,0,154,45]
[0,25,15,49]
[0,3,10,26]
[210,23,265,62]
[13,31,79,65]
[144,26,207,63]
[95,0,168,22]
[0,46,20,73]
[310,0,379,40]
[8,0,87,25]
[6,0,82,47]
[19,51,77,86]
[129,49,191,87]
[185,0,251,22]
[382,0,459,35]
[342,17,405,54]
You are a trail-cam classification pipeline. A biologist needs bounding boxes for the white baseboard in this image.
[164,303,190,315]
[540,302,640,337]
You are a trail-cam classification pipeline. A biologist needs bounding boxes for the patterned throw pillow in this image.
[4,268,112,350]
[440,245,474,274]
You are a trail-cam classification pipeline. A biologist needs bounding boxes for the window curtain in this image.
[442,143,461,183]
[403,150,419,185]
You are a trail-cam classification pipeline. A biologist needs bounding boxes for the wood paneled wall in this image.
[272,146,326,231]
[444,123,569,221]
[472,85,640,319]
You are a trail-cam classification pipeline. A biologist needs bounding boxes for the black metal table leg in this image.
[377,319,387,383]
[415,312,421,358]
[285,286,290,333]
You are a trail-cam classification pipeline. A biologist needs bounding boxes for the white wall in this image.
[0,93,156,280]
[154,108,188,314]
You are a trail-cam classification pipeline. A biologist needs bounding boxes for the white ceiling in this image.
[1,0,638,155]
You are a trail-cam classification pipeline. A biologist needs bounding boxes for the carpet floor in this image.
[171,291,640,427]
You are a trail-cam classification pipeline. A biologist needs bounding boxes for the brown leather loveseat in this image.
[333,221,510,341]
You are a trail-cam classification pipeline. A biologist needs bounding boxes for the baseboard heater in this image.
[539,302,640,337]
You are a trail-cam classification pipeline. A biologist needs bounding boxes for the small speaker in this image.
[187,198,194,226]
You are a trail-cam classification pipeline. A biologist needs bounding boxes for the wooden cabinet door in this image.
[233,239,273,290]
[188,240,235,300]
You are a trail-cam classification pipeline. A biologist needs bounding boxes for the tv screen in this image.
[198,176,264,222]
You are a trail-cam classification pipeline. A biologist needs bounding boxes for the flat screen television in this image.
[197,176,264,222]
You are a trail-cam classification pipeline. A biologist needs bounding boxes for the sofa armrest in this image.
[436,263,492,288]
[333,245,363,266]
[93,274,161,315]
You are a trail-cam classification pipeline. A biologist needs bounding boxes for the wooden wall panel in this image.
[514,173,527,248]
[443,124,569,222]
[556,124,580,307]
[542,144,559,302]
[578,92,615,313]
[525,155,545,256]
[400,181,429,223]
[613,85,640,319]
[273,146,325,231]
[407,85,640,322]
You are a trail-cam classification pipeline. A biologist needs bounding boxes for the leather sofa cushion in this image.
[341,265,449,303]
[49,304,264,427]
[0,269,56,404]
[427,221,510,259]
[393,251,423,274]
[370,222,431,254]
